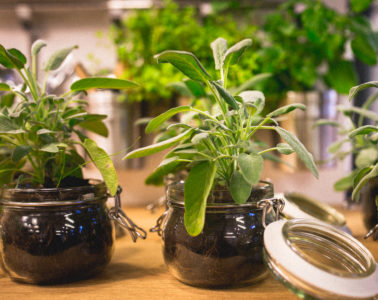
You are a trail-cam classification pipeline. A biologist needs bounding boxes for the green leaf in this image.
[44,45,78,71]
[184,80,207,97]
[211,37,227,70]
[277,143,294,155]
[355,148,378,169]
[351,35,377,65]
[70,77,138,91]
[352,164,378,201]
[145,156,185,186]
[124,128,194,159]
[349,81,378,101]
[275,127,319,178]
[212,81,239,110]
[12,145,31,162]
[31,40,47,56]
[327,138,348,154]
[40,143,59,153]
[334,172,357,192]
[232,73,272,95]
[237,90,265,115]
[238,153,263,186]
[146,105,191,134]
[267,103,306,118]
[191,132,209,145]
[313,119,340,128]
[79,120,108,137]
[8,49,27,65]
[83,138,118,196]
[223,39,252,67]
[168,82,192,97]
[325,60,358,95]
[349,125,378,138]
[184,161,216,236]
[350,0,374,13]
[337,106,378,122]
[230,170,252,204]
[0,83,11,91]
[0,45,25,69]
[0,113,17,132]
[154,50,212,82]
[36,129,55,135]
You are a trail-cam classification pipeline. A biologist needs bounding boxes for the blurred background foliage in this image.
[111,0,258,103]
[110,0,377,110]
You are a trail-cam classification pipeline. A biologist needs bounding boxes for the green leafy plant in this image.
[316,81,378,201]
[0,40,137,195]
[125,38,318,236]
[111,0,258,103]
[255,0,377,102]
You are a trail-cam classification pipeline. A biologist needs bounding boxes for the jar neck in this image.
[167,180,274,208]
[0,179,107,206]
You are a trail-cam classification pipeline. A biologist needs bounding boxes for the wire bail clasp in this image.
[257,195,285,228]
[150,210,168,236]
[108,186,147,242]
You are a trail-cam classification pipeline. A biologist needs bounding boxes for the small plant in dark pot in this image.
[125,38,318,287]
[0,41,145,284]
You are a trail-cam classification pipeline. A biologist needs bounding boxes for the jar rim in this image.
[0,179,108,207]
[167,180,274,208]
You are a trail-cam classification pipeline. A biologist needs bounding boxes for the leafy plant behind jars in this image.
[255,0,377,103]
[315,81,378,201]
[0,40,137,195]
[125,37,319,236]
[111,0,258,103]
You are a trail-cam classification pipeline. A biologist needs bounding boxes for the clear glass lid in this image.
[264,219,378,299]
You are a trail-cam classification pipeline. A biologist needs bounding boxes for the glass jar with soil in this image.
[0,180,145,284]
[157,180,280,288]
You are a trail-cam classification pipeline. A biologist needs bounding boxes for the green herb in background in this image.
[315,81,378,201]
[111,0,257,104]
[255,0,377,102]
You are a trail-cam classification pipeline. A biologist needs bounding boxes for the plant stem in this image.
[258,147,278,155]
[246,117,273,140]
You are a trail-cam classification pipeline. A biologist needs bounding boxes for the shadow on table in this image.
[46,262,164,289]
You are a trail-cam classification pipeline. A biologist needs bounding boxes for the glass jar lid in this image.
[264,219,378,299]
[280,192,346,227]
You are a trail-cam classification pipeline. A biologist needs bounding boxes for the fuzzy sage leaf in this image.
[124,129,194,159]
[155,50,212,82]
[230,170,252,204]
[44,45,78,71]
[275,127,319,178]
[83,139,118,196]
[184,161,216,236]
[71,77,138,91]
[211,37,227,70]
[238,153,263,186]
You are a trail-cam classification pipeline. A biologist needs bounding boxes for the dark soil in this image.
[0,184,114,284]
[163,205,275,288]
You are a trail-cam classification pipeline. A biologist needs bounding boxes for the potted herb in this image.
[316,81,378,239]
[255,0,377,166]
[125,38,318,287]
[0,40,145,284]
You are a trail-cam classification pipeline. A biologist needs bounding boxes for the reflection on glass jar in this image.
[162,181,276,288]
[0,180,114,284]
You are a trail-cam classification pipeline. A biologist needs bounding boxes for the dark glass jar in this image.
[0,180,114,284]
[360,176,378,240]
[161,181,277,288]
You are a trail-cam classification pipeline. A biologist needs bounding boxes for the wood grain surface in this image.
[0,207,376,300]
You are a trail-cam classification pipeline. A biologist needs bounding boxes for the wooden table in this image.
[0,207,376,300]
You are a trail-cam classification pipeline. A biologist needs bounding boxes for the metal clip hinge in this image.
[108,186,147,242]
